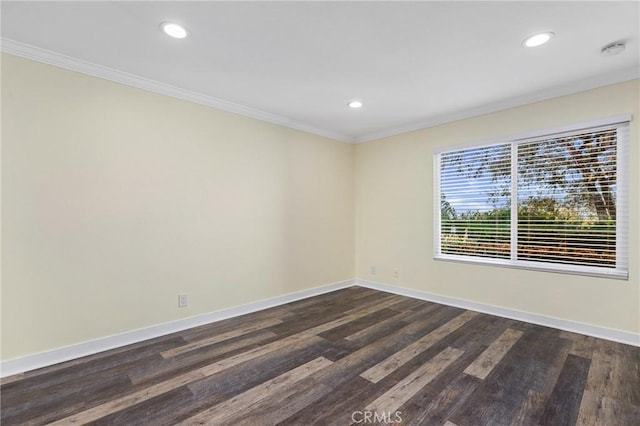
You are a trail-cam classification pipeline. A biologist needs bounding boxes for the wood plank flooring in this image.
[1,287,638,425]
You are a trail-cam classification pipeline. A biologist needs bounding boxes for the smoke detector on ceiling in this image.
[601,42,625,56]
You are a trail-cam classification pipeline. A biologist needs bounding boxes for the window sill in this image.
[433,254,628,280]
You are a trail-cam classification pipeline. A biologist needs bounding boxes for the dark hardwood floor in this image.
[1,287,638,425]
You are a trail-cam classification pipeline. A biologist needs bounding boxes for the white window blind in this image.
[434,116,629,279]
[439,144,512,259]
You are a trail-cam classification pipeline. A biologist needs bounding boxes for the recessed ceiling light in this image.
[161,22,188,39]
[523,32,554,47]
[348,100,363,109]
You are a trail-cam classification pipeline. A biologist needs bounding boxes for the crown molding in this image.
[354,65,640,143]
[3,38,637,146]
[0,38,354,144]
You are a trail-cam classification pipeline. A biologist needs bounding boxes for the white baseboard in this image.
[3,277,637,378]
[356,279,640,347]
[0,279,356,378]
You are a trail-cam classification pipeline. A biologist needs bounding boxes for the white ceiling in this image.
[2,1,639,143]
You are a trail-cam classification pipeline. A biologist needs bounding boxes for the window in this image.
[434,116,629,279]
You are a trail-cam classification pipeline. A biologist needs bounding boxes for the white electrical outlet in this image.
[371,266,377,275]
[178,293,188,308]
[393,269,399,279]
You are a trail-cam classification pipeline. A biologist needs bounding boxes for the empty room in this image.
[1,1,638,425]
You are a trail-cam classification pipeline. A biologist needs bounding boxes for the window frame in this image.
[433,115,630,280]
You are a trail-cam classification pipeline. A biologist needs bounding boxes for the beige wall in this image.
[355,79,640,334]
[2,52,638,363]
[1,54,355,360]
